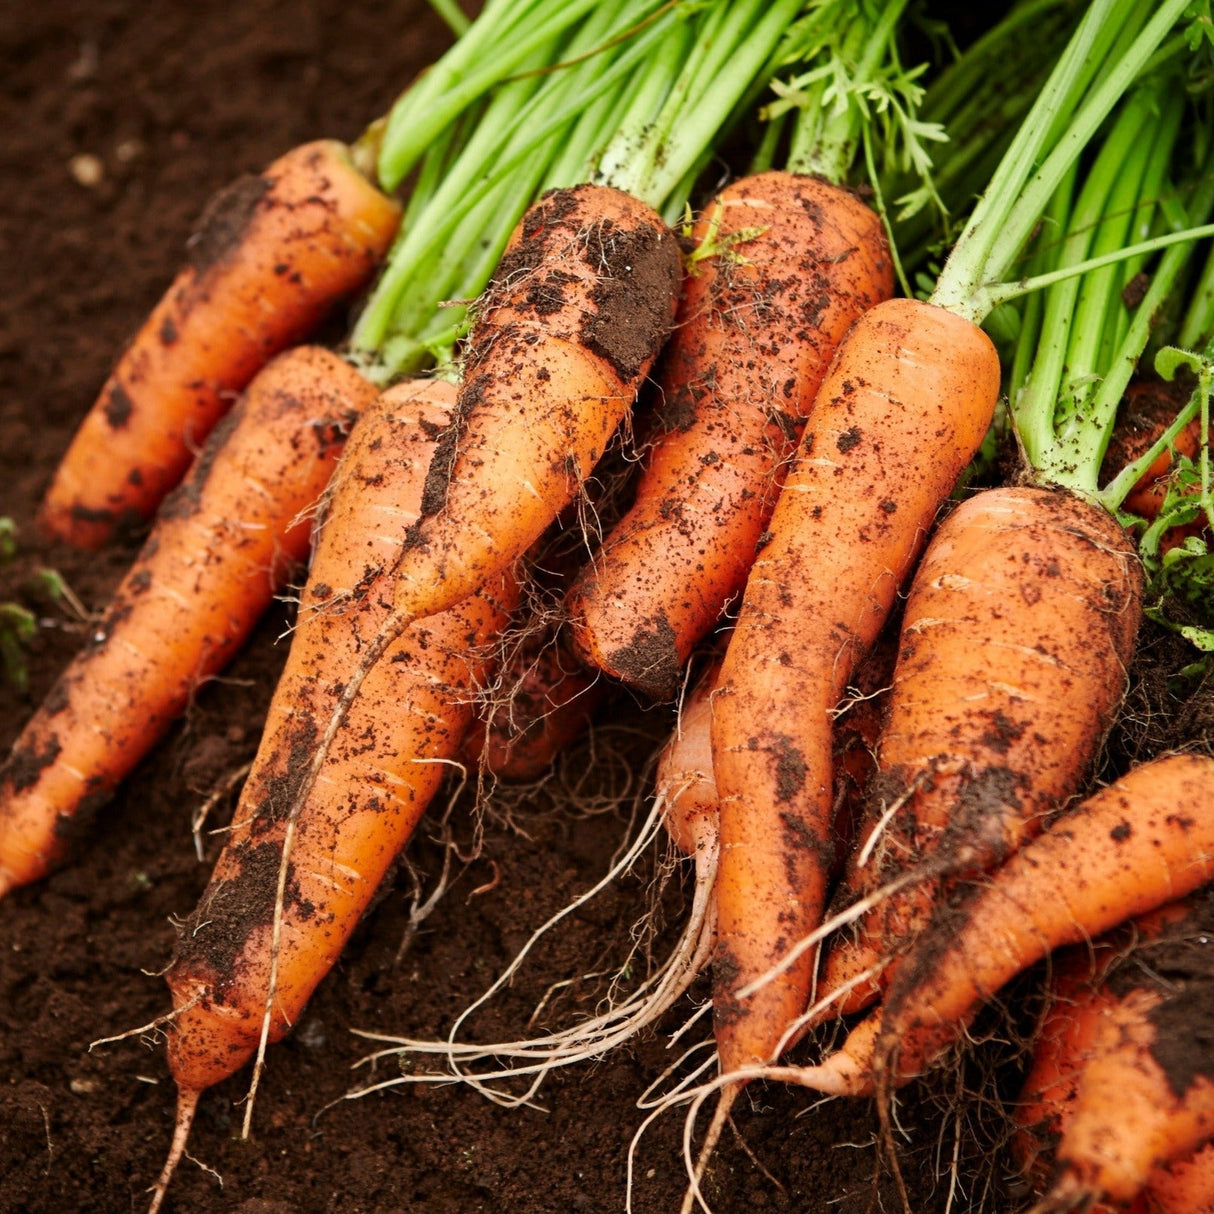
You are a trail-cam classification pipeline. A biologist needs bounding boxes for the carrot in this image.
[389,182,681,624]
[0,345,375,896]
[1102,377,1204,522]
[461,624,605,783]
[775,753,1214,1104]
[708,296,1001,1076]
[564,171,893,698]
[815,486,1143,1020]
[148,376,515,1210]
[38,140,401,549]
[1016,892,1214,1212]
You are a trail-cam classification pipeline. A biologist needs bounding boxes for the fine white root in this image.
[347,787,720,1106]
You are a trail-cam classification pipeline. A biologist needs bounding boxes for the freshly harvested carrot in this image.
[0,346,375,896]
[150,377,516,1210]
[709,296,1000,1076]
[815,486,1143,1020]
[389,182,681,624]
[565,172,893,698]
[1016,892,1214,1212]
[461,624,605,782]
[776,753,1214,1103]
[38,140,401,549]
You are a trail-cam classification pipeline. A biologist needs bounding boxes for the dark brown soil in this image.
[0,4,1199,1214]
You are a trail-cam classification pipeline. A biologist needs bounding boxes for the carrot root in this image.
[40,140,400,547]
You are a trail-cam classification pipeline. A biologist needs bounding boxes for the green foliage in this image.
[1138,344,1214,655]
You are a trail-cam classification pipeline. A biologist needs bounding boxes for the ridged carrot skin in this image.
[390,183,682,625]
[39,140,401,549]
[817,487,1143,1018]
[566,172,893,699]
[0,346,375,896]
[709,297,1000,1071]
[163,377,515,1093]
[871,752,1214,1089]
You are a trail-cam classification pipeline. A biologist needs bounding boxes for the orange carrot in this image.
[39,140,401,549]
[389,183,681,624]
[709,297,1000,1077]
[1102,376,1203,521]
[658,657,722,863]
[150,376,516,1210]
[778,753,1214,1102]
[1016,892,1214,1213]
[565,172,893,698]
[815,486,1143,1020]
[461,624,605,782]
[0,346,375,896]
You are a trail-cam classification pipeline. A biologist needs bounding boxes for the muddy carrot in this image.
[149,377,516,1210]
[815,486,1143,1019]
[1016,892,1214,1212]
[38,140,400,548]
[565,171,894,698]
[0,346,375,895]
[778,753,1214,1102]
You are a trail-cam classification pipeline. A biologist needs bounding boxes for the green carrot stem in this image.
[931,0,1187,322]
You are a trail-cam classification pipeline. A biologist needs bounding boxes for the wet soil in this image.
[0,4,1205,1213]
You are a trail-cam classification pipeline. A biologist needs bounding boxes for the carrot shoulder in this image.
[709,297,1000,1071]
[565,172,893,698]
[0,346,375,895]
[389,183,682,624]
[39,140,401,549]
[816,486,1142,1019]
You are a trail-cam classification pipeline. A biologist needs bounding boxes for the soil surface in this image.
[1,4,1207,1214]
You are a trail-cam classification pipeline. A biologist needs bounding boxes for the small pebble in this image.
[69,154,104,188]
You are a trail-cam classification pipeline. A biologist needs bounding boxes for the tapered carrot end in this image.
[147,1086,200,1214]
[1026,1172,1094,1214]
[680,1081,740,1214]
[0,866,14,901]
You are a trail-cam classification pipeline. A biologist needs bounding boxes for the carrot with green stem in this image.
[0,345,376,896]
[141,1,807,1196]
[137,377,516,1211]
[566,0,953,698]
[681,1,1200,1199]
[38,141,401,549]
[811,70,1197,1012]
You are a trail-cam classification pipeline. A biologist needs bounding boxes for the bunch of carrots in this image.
[5,0,1214,1210]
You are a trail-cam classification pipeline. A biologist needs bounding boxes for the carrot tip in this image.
[147,1087,201,1214]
